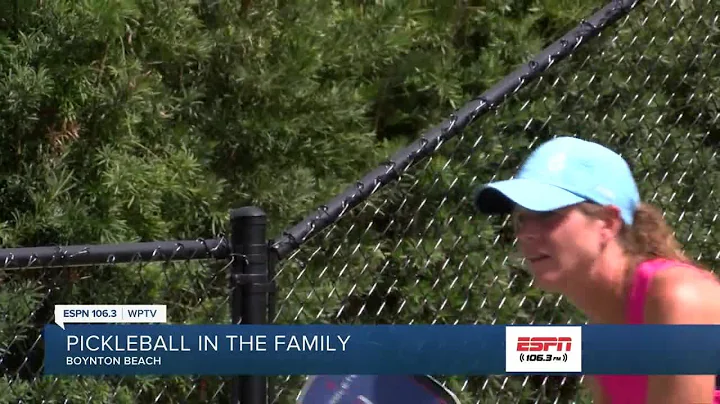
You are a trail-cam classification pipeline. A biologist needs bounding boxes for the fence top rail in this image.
[0,237,230,269]
[269,0,642,261]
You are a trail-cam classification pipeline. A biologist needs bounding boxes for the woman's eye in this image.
[514,210,559,227]
[538,211,558,220]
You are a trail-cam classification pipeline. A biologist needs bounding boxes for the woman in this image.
[472,136,720,404]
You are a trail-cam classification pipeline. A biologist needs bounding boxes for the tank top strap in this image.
[626,258,685,324]
[614,258,720,404]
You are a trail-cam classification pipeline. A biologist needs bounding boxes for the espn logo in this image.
[505,326,582,373]
[517,336,573,352]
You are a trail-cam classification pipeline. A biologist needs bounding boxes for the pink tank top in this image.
[594,258,720,404]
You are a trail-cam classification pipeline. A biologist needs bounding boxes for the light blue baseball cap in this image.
[473,136,641,225]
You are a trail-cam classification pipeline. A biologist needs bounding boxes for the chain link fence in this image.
[0,239,235,403]
[269,0,719,403]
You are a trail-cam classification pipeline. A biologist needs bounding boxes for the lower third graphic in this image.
[505,326,582,373]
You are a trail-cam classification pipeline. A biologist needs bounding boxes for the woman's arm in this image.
[644,266,720,404]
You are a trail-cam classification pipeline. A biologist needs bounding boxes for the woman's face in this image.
[513,204,607,292]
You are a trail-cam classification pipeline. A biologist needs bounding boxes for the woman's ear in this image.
[599,205,624,242]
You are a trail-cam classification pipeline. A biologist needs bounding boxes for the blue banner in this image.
[45,324,505,375]
[43,324,720,375]
[584,324,720,374]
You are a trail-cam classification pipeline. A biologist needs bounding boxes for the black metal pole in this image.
[266,240,278,403]
[0,238,229,269]
[229,207,268,404]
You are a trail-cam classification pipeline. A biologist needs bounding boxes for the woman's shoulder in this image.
[642,260,720,324]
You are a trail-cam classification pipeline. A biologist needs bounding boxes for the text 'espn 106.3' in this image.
[54,304,167,329]
[505,326,582,373]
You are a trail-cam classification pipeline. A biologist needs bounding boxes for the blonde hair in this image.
[578,202,691,265]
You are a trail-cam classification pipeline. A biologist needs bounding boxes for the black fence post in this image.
[266,240,278,403]
[229,207,269,404]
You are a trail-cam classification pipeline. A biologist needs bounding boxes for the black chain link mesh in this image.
[270,1,719,403]
[0,239,232,403]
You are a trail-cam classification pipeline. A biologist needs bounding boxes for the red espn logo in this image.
[516,337,573,352]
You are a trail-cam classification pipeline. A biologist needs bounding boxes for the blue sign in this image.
[43,324,505,375]
[42,324,720,375]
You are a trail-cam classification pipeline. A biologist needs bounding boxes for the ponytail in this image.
[619,202,690,264]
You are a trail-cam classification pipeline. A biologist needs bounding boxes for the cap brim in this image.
[474,178,585,215]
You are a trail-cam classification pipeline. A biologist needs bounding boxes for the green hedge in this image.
[1,0,717,402]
